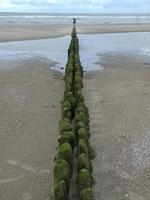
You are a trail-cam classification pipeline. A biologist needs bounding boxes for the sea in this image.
[1,13,150,25]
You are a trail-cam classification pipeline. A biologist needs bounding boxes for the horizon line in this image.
[1,11,150,15]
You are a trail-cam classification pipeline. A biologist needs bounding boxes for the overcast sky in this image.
[0,0,150,13]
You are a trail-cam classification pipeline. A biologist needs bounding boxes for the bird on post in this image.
[73,18,76,26]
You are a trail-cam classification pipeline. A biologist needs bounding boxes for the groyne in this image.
[52,27,93,200]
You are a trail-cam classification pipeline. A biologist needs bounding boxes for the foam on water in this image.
[1,13,150,25]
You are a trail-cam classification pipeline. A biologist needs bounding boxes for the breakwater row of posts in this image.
[52,27,93,200]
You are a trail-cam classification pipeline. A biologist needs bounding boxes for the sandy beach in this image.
[84,63,150,199]
[1,23,150,42]
[0,24,72,42]
[0,59,64,200]
[1,21,150,200]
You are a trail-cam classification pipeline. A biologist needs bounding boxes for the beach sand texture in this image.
[84,68,150,200]
[0,59,64,200]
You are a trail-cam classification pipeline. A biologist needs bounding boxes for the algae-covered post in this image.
[52,26,93,200]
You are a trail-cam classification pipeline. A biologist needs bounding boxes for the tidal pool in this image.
[1,32,150,71]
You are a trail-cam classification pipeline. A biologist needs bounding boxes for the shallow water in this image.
[0,36,71,72]
[78,32,150,70]
[1,32,150,71]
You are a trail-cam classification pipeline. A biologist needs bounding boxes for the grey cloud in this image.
[102,0,150,8]
[10,0,57,5]
[4,0,150,10]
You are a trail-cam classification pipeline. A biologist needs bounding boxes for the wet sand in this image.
[83,59,150,199]
[1,23,150,42]
[0,24,72,42]
[0,59,64,200]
